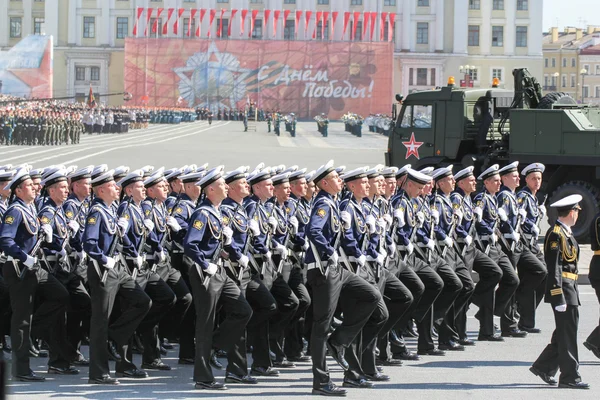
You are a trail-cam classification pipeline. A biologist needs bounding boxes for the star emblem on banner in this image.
[402,132,424,160]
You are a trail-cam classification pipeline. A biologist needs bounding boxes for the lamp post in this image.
[459,65,472,87]
[580,68,588,104]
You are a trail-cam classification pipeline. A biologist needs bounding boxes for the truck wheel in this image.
[547,181,600,242]
[537,92,577,109]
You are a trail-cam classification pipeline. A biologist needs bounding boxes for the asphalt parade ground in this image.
[2,120,599,399]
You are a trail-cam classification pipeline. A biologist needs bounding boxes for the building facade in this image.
[580,44,600,105]
[1,0,543,107]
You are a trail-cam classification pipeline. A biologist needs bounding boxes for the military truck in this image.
[385,68,600,241]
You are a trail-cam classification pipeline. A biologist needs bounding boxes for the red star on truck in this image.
[402,132,424,160]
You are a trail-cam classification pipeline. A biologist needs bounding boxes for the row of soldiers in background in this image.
[341,113,364,137]
[1,157,591,393]
[148,108,197,125]
[314,114,329,137]
[365,114,393,136]
[82,109,134,134]
[283,113,297,137]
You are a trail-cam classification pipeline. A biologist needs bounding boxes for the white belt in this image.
[306,262,319,271]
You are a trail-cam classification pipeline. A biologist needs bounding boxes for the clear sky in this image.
[543,0,600,31]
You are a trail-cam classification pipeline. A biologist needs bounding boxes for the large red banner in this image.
[124,38,393,119]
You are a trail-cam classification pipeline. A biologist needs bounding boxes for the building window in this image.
[216,0,229,2]
[33,17,45,35]
[183,0,194,2]
[430,68,436,86]
[409,68,414,86]
[583,86,589,98]
[492,68,503,82]
[283,0,295,3]
[517,0,528,10]
[352,21,362,40]
[516,26,527,47]
[83,16,95,38]
[383,0,396,5]
[351,0,363,5]
[75,66,86,81]
[544,75,548,87]
[562,75,567,88]
[317,0,329,4]
[562,58,567,67]
[250,0,262,2]
[596,65,600,75]
[492,26,503,47]
[544,58,548,68]
[383,23,395,42]
[416,68,428,85]
[317,21,329,40]
[468,25,479,46]
[493,0,504,10]
[595,86,600,98]
[469,0,480,10]
[149,18,162,38]
[417,0,429,6]
[417,22,428,44]
[583,64,590,73]
[571,74,575,87]
[551,58,556,67]
[284,20,295,40]
[183,18,196,37]
[252,19,262,39]
[90,67,100,81]
[116,17,128,39]
[571,58,576,67]
[219,19,229,38]
[10,17,22,38]
[468,68,479,81]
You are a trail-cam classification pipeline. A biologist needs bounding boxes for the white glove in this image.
[425,240,435,251]
[394,209,406,228]
[134,255,144,268]
[497,208,508,222]
[167,216,181,232]
[491,233,498,244]
[377,217,387,231]
[76,251,85,261]
[465,235,473,247]
[507,231,521,243]
[289,216,299,235]
[340,211,352,230]
[268,216,278,232]
[518,208,527,220]
[539,204,546,217]
[474,207,483,222]
[154,250,166,263]
[57,249,67,260]
[248,219,261,236]
[222,226,233,246]
[302,241,309,251]
[380,248,387,259]
[264,251,272,261]
[454,209,463,224]
[143,219,155,232]
[104,257,116,269]
[23,255,37,268]
[383,214,392,229]
[329,251,339,264]
[365,215,377,234]
[117,217,129,233]
[239,254,249,268]
[41,224,53,243]
[431,209,440,224]
[443,236,453,247]
[531,225,540,236]
[274,242,287,255]
[206,262,218,276]
[375,252,385,266]
[416,211,425,228]
[388,241,396,257]
[406,242,414,255]
[67,220,80,233]
[357,254,367,267]
[554,304,567,312]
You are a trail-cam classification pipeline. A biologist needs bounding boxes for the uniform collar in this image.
[557,220,572,236]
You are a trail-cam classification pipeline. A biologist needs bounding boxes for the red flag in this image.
[322,11,329,40]
[163,8,174,36]
[380,12,387,41]
[208,9,216,37]
[217,9,225,37]
[228,9,237,37]
[305,10,312,37]
[342,12,350,38]
[264,10,271,38]
[295,10,302,38]
[370,12,377,41]
[251,10,259,38]
[187,9,197,37]
[388,13,395,42]
[144,8,154,37]
[153,8,163,33]
[351,11,359,40]
[273,10,280,37]
[331,11,339,40]
[314,11,322,39]
[240,9,248,36]
[173,8,184,35]
[133,7,144,36]
[87,83,96,108]
[362,12,369,39]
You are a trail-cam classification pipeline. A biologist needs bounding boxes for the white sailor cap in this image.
[144,167,166,188]
[117,169,144,188]
[283,165,299,175]
[248,167,272,185]
[550,194,582,211]
[41,168,68,187]
[196,163,209,172]
[381,167,398,179]
[272,172,292,186]
[68,165,93,183]
[335,166,347,175]
[313,160,335,184]
[432,165,454,182]
[252,162,266,174]
[521,163,545,176]
[289,168,307,182]
[367,164,384,179]
[165,167,184,182]
[141,165,154,178]
[407,169,432,185]
[197,166,224,189]
[419,167,434,176]
[91,164,108,180]
[181,164,195,174]
[454,166,475,182]
[498,161,519,176]
[0,169,16,182]
[305,170,317,183]
[272,165,286,175]
[42,165,65,181]
[17,163,32,172]
[396,164,412,178]
[113,165,130,181]
[342,167,369,183]
[91,169,115,188]
[29,168,44,180]
[4,168,31,191]
[477,164,500,181]
[181,170,207,184]
[224,166,249,184]
[65,165,78,176]
[0,164,13,171]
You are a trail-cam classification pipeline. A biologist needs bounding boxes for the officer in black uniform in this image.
[530,194,589,389]
[584,209,600,359]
